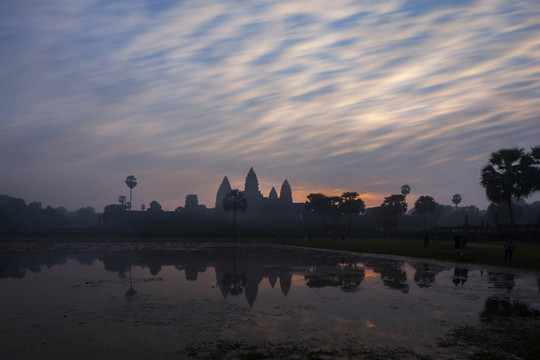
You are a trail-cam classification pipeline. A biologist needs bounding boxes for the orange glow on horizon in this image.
[292,188,386,208]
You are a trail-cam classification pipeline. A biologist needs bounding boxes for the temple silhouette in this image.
[215,167,293,213]
[100,167,307,233]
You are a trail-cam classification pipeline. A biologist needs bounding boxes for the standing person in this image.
[504,237,516,262]
[461,235,468,255]
[454,233,461,256]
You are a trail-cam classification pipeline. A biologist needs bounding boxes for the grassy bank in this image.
[2,235,539,272]
[247,236,540,272]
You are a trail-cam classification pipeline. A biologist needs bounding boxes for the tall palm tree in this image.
[414,195,438,232]
[339,192,366,232]
[223,189,247,242]
[125,175,137,210]
[401,185,411,197]
[480,148,535,231]
[452,194,462,212]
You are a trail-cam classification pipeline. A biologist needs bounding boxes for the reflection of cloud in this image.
[1,1,540,210]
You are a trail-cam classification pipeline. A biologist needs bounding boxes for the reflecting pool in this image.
[1,242,539,359]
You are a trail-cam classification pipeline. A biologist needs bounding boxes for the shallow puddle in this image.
[1,243,539,359]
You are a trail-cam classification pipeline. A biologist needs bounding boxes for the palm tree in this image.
[118,195,127,207]
[401,185,411,197]
[414,195,438,232]
[530,145,540,192]
[452,194,462,212]
[223,189,247,242]
[125,175,137,210]
[339,192,366,232]
[480,147,535,231]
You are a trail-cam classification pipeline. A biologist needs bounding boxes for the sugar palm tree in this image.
[118,195,127,207]
[452,194,462,212]
[401,185,411,197]
[223,189,247,242]
[125,175,137,210]
[480,147,535,231]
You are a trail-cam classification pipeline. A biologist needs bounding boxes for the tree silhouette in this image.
[118,195,127,207]
[452,194,462,212]
[305,193,340,230]
[148,200,163,212]
[480,147,536,231]
[338,192,366,232]
[305,193,340,216]
[223,189,247,242]
[414,195,438,232]
[125,175,137,210]
[380,194,407,230]
[401,184,411,197]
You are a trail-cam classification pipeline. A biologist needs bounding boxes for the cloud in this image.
[1,0,540,210]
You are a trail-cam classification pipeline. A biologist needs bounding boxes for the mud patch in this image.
[438,316,540,360]
[181,340,432,360]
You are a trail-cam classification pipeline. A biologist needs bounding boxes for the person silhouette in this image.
[504,237,516,262]
[454,234,461,256]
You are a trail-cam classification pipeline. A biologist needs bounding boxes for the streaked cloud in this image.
[1,0,539,210]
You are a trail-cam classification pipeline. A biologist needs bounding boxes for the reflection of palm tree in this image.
[125,175,137,210]
[125,263,137,299]
[223,189,247,242]
[221,253,246,297]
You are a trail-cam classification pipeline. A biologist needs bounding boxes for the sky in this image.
[1,0,540,212]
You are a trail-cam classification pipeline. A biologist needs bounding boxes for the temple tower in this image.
[268,187,278,201]
[279,179,293,204]
[215,176,232,209]
[243,167,263,208]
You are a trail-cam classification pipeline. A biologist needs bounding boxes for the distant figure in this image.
[454,234,461,256]
[504,237,516,262]
[461,235,468,255]
[423,233,429,248]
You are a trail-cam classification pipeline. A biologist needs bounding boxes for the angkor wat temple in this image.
[215,167,293,212]
[101,167,306,233]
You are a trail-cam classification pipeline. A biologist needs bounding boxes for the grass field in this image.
[246,236,540,272]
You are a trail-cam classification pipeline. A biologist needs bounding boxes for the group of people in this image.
[453,233,468,256]
[453,233,516,262]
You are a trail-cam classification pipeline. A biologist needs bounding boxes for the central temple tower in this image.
[243,167,263,209]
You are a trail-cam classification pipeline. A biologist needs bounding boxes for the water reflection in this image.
[412,263,445,288]
[452,267,469,287]
[2,244,540,360]
[1,245,539,311]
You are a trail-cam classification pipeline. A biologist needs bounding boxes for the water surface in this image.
[1,243,539,359]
